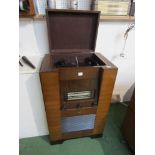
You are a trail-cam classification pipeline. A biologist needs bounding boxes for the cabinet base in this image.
[90,133,103,138]
[50,140,64,145]
[50,133,103,145]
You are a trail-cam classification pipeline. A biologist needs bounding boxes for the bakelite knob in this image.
[91,102,94,107]
[76,104,80,109]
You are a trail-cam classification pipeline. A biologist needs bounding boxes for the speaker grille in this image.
[61,114,96,133]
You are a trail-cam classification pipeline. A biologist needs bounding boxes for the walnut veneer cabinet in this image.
[40,9,118,144]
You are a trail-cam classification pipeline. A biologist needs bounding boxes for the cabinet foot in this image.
[50,140,64,145]
[90,134,103,138]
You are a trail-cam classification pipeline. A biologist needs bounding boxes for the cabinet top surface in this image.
[40,53,117,72]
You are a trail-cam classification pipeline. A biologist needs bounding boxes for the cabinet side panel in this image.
[40,71,62,140]
[93,68,117,134]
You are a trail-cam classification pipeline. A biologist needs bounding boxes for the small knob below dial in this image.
[76,104,80,109]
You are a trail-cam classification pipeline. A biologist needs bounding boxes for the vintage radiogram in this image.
[40,9,118,144]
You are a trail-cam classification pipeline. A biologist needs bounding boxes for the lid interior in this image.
[46,9,100,52]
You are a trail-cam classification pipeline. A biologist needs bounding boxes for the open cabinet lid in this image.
[46,9,100,53]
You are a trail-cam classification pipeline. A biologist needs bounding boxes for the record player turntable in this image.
[40,9,118,144]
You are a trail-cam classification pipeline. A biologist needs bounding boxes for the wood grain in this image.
[40,54,117,141]
[40,71,62,141]
[61,107,97,117]
[62,129,93,140]
[59,67,99,80]
[93,68,118,134]
[40,54,53,72]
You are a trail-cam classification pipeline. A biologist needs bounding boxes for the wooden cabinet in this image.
[40,55,117,143]
[39,10,118,144]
